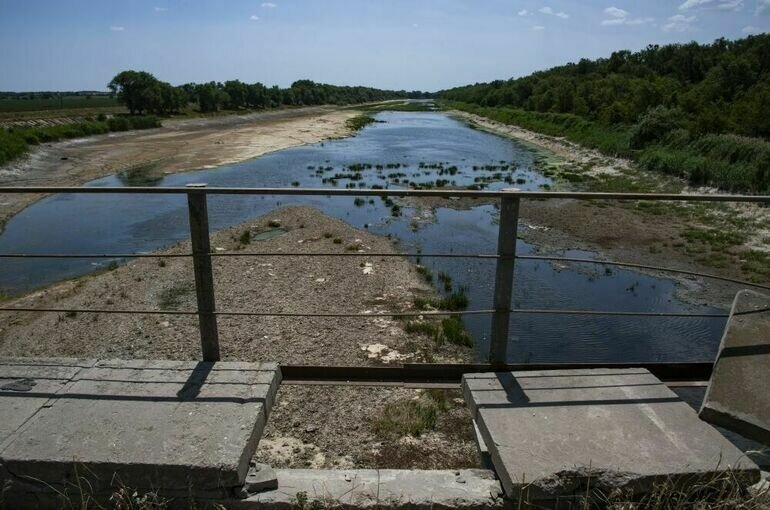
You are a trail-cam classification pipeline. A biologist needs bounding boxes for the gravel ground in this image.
[256,385,480,470]
[0,206,472,366]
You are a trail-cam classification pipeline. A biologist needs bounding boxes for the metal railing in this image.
[1,185,769,365]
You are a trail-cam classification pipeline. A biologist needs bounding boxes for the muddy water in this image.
[0,111,725,363]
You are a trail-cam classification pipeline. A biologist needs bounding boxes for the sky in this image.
[1,0,768,92]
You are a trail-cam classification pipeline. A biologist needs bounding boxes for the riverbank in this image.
[448,109,769,307]
[0,106,361,233]
[0,206,477,468]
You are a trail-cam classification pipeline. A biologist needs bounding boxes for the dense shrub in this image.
[0,130,28,164]
[107,116,131,131]
[630,106,685,149]
[448,101,770,193]
[0,116,162,166]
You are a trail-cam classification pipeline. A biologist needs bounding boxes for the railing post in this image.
[489,195,520,366]
[186,183,220,361]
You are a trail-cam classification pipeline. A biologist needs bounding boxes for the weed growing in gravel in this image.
[157,282,194,310]
[239,230,251,245]
[373,391,448,437]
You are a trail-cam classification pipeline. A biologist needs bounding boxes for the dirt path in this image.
[0,106,360,232]
[449,110,770,307]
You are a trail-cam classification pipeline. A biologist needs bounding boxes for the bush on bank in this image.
[444,101,770,193]
[0,115,161,166]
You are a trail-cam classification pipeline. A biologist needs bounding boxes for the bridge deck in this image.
[0,357,280,499]
[463,368,760,502]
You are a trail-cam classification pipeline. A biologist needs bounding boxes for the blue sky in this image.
[1,0,768,92]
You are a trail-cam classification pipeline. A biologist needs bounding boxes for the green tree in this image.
[108,71,159,114]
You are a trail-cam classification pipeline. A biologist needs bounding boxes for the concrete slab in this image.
[674,386,770,470]
[463,368,759,501]
[0,358,281,495]
[0,358,95,449]
[472,420,494,470]
[238,469,504,510]
[700,290,770,445]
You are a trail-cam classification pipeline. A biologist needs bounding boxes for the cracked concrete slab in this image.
[0,357,281,497]
[0,357,95,449]
[237,469,504,510]
[463,368,760,501]
[700,290,770,445]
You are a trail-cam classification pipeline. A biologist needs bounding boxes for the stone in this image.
[238,462,278,497]
[700,290,770,445]
[238,469,504,510]
[0,358,281,495]
[463,368,759,502]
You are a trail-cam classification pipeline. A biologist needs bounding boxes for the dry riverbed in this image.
[449,110,770,307]
[0,206,479,469]
[0,106,361,232]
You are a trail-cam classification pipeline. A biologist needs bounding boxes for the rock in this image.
[305,425,318,433]
[238,463,278,497]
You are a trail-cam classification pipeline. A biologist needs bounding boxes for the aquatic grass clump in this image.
[404,316,472,347]
[437,271,453,292]
[415,265,433,284]
[346,114,376,132]
[414,292,468,311]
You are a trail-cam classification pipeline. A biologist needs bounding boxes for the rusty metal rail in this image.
[1,185,768,363]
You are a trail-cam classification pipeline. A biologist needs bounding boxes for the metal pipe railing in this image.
[0,186,768,202]
[1,185,768,362]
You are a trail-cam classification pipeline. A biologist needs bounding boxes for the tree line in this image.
[108,71,429,115]
[439,35,770,193]
[438,34,770,140]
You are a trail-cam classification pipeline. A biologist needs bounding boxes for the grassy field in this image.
[0,95,120,113]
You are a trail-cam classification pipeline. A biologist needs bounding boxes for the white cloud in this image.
[663,14,696,31]
[604,6,629,18]
[679,0,743,10]
[249,15,260,20]
[601,7,653,26]
[538,6,569,18]
[531,25,545,30]
[261,2,276,7]
[109,26,125,31]
[154,7,168,12]
[757,0,770,15]
[518,9,530,16]
[742,24,760,32]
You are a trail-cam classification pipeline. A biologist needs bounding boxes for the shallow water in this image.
[0,111,726,362]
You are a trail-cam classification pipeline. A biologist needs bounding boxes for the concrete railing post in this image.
[489,195,520,366]
[186,183,220,361]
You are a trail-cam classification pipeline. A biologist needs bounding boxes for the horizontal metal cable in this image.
[0,252,497,259]
[0,307,198,315]
[214,310,494,317]
[517,255,770,291]
[0,306,728,318]
[1,186,769,203]
[508,308,729,318]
